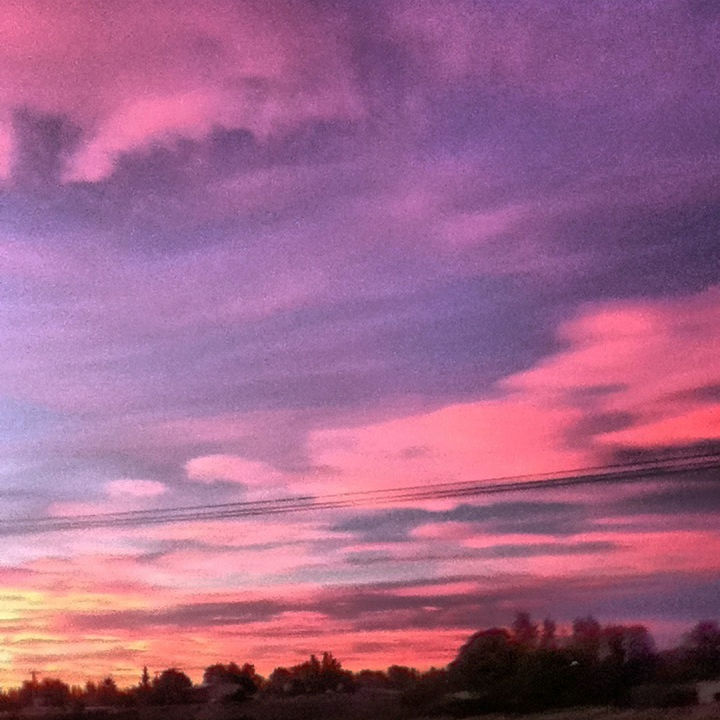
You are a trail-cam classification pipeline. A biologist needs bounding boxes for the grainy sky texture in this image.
[1,0,720,686]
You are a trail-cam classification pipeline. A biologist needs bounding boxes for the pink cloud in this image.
[307,399,590,495]
[605,406,720,448]
[0,0,362,181]
[304,284,720,503]
[66,90,222,181]
[506,285,720,450]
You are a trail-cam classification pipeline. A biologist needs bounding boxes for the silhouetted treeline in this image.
[437,614,720,714]
[266,652,354,695]
[0,616,717,715]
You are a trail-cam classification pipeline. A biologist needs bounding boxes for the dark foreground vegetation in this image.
[1,616,718,719]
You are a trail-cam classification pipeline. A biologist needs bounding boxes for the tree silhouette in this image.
[684,620,720,679]
[386,665,419,690]
[203,662,260,699]
[539,617,557,650]
[267,653,353,695]
[512,612,538,650]
[449,627,519,700]
[19,678,71,708]
[267,667,293,695]
[83,676,126,707]
[132,666,152,705]
[354,669,388,689]
[151,668,193,705]
[571,615,602,662]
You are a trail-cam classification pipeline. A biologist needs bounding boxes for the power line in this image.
[3,450,719,537]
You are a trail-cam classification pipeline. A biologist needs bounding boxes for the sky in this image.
[1,0,720,687]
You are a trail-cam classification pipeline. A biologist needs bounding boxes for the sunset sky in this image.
[1,0,720,687]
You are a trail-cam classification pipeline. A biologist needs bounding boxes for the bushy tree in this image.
[203,661,260,699]
[19,678,71,708]
[150,668,193,705]
[596,625,655,705]
[266,666,293,695]
[354,669,388,689]
[0,689,18,712]
[604,625,656,678]
[571,615,603,662]
[386,665,419,690]
[294,652,353,693]
[81,676,124,706]
[449,627,519,707]
[267,653,353,695]
[514,643,578,711]
[400,667,448,707]
[450,613,661,711]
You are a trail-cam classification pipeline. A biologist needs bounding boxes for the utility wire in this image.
[3,450,719,537]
